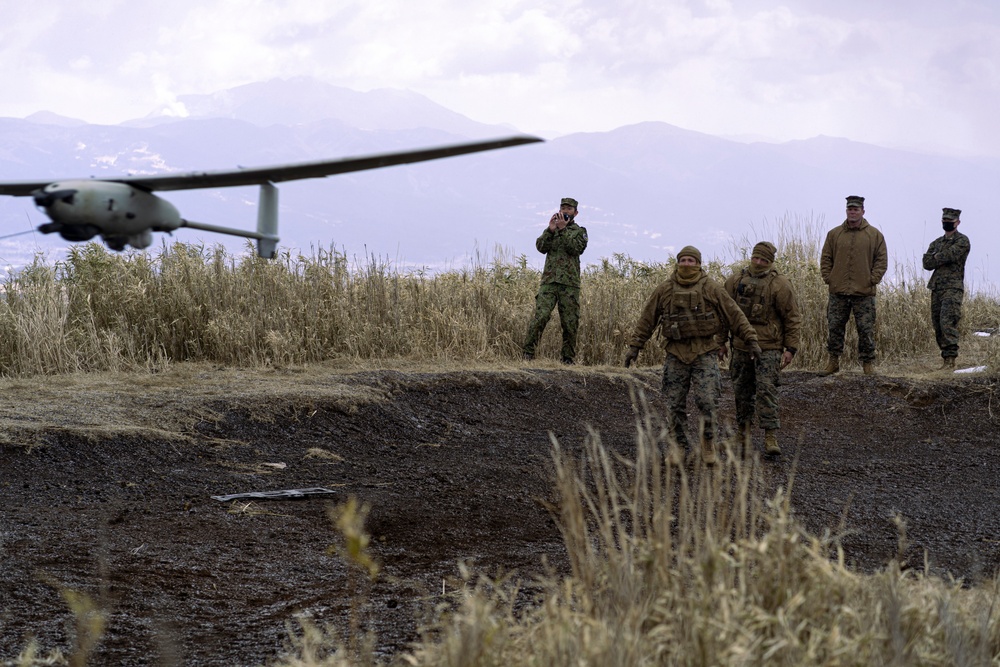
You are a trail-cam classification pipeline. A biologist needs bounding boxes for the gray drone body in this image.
[0,136,542,258]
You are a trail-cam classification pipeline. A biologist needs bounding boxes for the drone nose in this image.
[31,187,77,208]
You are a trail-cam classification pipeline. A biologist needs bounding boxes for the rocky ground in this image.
[1,363,998,665]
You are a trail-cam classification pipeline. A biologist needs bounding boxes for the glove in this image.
[749,341,763,360]
[624,346,641,368]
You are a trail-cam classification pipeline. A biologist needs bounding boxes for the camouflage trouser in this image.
[827,294,877,362]
[730,348,782,430]
[661,352,721,448]
[523,283,580,361]
[931,288,963,358]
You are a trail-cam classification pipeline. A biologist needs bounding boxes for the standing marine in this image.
[624,246,761,465]
[819,195,888,376]
[922,207,970,370]
[722,241,802,457]
[523,197,589,363]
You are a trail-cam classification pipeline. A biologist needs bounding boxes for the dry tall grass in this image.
[0,217,995,377]
[275,389,1000,666]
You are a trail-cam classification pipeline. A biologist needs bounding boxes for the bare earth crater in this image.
[1,365,998,665]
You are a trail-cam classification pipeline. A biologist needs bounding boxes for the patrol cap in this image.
[846,195,865,208]
[942,207,961,221]
[677,245,702,264]
[751,241,777,263]
[561,197,579,208]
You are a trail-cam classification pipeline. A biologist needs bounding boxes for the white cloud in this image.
[1,0,1000,154]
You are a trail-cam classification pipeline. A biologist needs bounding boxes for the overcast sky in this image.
[2,0,1000,155]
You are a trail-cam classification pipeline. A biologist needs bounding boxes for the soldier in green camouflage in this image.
[722,241,801,457]
[624,246,761,466]
[922,208,970,370]
[819,195,888,376]
[523,197,589,363]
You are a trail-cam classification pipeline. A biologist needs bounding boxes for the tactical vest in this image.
[734,268,776,325]
[663,280,718,340]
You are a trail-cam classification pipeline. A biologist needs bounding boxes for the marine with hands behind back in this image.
[818,195,888,376]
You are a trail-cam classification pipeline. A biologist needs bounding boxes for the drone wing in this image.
[0,135,541,197]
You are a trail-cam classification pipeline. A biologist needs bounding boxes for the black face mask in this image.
[943,220,956,232]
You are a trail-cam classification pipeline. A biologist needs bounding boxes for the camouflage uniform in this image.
[723,260,801,431]
[922,227,970,360]
[820,215,887,363]
[629,262,758,448]
[826,294,877,361]
[661,352,722,446]
[729,349,784,428]
[523,217,588,361]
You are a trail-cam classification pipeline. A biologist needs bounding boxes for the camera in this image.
[562,213,570,221]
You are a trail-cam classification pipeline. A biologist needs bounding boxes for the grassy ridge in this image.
[0,220,996,376]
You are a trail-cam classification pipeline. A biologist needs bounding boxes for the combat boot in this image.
[818,356,840,376]
[764,429,781,457]
[939,357,956,371]
[863,362,875,375]
[700,436,717,466]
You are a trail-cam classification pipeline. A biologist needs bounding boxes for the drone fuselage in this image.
[0,135,541,257]
[33,180,182,250]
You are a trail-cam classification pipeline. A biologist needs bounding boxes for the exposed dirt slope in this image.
[1,366,997,665]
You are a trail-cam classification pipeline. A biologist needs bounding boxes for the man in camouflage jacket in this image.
[722,241,801,457]
[922,207,970,369]
[819,195,888,376]
[624,246,761,466]
[523,197,589,363]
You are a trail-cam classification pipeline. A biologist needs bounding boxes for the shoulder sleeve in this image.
[564,225,588,255]
[536,229,555,253]
[710,281,757,343]
[774,276,802,351]
[820,229,836,282]
[629,283,666,348]
[922,238,940,270]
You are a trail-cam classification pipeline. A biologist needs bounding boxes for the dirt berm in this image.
[1,364,997,664]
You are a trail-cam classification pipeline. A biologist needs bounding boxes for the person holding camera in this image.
[522,197,589,364]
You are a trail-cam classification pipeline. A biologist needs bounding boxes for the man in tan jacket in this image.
[625,245,761,465]
[722,242,801,456]
[819,195,888,375]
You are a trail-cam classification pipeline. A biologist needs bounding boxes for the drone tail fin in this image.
[256,182,279,259]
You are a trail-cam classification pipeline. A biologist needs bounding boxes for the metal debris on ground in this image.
[211,487,337,502]
[955,365,988,374]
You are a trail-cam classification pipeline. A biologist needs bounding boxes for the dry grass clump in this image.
[275,389,1000,666]
[0,219,995,376]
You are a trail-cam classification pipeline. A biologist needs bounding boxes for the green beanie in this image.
[677,245,702,264]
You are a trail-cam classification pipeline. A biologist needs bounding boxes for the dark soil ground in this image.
[1,364,998,665]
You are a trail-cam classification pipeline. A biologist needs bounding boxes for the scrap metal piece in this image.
[211,487,337,502]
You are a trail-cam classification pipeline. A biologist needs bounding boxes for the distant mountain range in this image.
[0,77,995,287]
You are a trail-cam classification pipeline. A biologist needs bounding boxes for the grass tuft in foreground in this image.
[275,389,1000,666]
